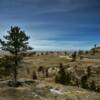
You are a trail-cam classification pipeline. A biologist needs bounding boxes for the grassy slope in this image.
[0,54,100,100]
[0,80,100,100]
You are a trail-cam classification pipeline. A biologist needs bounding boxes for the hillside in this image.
[0,80,100,100]
[0,49,100,100]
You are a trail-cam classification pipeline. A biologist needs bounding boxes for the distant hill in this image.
[0,50,10,57]
[95,46,100,52]
[84,46,100,59]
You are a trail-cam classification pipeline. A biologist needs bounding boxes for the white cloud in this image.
[29,39,93,51]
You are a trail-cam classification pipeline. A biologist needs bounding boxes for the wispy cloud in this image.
[0,0,100,50]
[29,39,93,51]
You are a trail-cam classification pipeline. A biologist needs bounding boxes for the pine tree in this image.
[64,51,67,56]
[72,51,77,61]
[78,50,84,60]
[0,26,32,86]
[55,63,67,85]
[92,44,97,54]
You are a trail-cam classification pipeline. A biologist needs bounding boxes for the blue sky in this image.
[0,0,100,51]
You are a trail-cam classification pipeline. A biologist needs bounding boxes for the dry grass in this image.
[0,53,100,100]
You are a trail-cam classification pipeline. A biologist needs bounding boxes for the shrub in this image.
[32,71,37,80]
[81,75,88,89]
[72,51,77,61]
[90,80,96,91]
[87,66,92,77]
[55,63,67,85]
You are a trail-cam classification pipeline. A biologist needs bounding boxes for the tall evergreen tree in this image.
[0,26,32,86]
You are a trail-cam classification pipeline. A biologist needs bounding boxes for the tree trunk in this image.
[14,62,17,83]
[13,54,18,86]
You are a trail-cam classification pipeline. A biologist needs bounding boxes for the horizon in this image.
[0,0,100,51]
